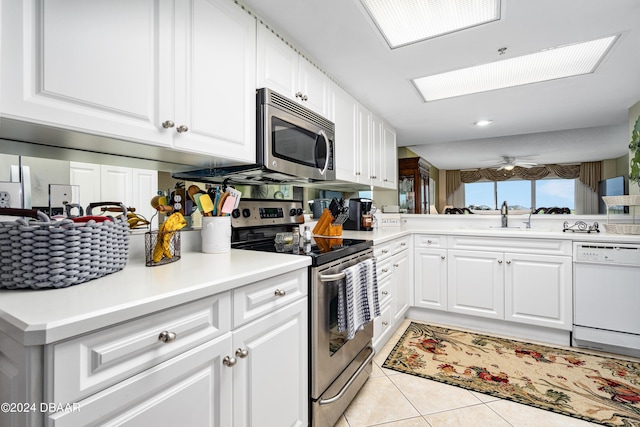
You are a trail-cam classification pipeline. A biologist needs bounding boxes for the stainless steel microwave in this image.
[257,88,335,181]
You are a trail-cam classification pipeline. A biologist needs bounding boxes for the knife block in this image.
[312,209,342,236]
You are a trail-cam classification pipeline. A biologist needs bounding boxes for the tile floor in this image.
[334,319,604,427]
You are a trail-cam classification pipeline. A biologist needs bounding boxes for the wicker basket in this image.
[0,203,129,290]
[601,195,640,235]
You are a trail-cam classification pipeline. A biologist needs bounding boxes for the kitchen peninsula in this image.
[2,214,640,426]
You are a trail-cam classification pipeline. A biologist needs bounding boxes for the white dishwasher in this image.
[572,242,640,358]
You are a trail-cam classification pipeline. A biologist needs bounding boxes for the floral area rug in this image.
[382,322,640,427]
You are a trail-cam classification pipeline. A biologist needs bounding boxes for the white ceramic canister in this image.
[201,216,231,253]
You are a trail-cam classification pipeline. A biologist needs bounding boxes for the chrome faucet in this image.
[500,201,508,227]
[523,208,533,229]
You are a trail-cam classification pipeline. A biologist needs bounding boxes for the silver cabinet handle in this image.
[441,255,445,260]
[162,120,175,128]
[382,321,389,326]
[158,331,177,343]
[274,289,286,297]
[393,263,399,267]
[506,260,511,264]
[302,94,308,101]
[401,242,407,246]
[223,356,237,367]
[381,290,388,296]
[427,240,432,244]
[176,125,189,133]
[498,260,503,264]
[295,91,303,99]
[382,249,389,254]
[235,348,249,358]
[382,268,389,273]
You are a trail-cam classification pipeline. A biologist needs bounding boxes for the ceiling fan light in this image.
[412,35,619,101]
[360,0,501,49]
[504,164,515,171]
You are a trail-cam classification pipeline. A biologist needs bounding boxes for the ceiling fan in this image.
[492,156,538,170]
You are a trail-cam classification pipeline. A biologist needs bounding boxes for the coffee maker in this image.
[343,198,373,231]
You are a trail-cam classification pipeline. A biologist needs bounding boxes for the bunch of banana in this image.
[152,212,188,263]
[127,212,150,229]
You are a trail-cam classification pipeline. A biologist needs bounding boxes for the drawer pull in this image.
[393,263,399,267]
[382,268,389,273]
[235,348,249,358]
[158,331,177,343]
[506,260,511,264]
[427,240,432,244]
[382,321,389,326]
[274,289,286,297]
[498,260,503,264]
[382,249,389,254]
[223,356,237,367]
[441,255,445,260]
[400,242,406,246]
[382,291,388,296]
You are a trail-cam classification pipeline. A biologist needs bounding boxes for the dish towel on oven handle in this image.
[337,258,380,340]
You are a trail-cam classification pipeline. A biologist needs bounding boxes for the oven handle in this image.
[319,271,346,282]
[318,345,375,406]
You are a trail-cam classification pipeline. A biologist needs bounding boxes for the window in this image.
[464,178,576,211]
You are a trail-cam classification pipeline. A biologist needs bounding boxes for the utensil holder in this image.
[201,216,231,253]
[145,230,181,266]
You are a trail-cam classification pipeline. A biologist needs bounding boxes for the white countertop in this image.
[0,250,310,346]
[3,219,639,347]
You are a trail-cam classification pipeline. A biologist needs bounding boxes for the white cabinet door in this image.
[382,124,397,189]
[298,58,330,117]
[232,298,308,427]
[392,250,410,323]
[257,25,299,100]
[370,113,384,187]
[132,168,159,228]
[1,0,171,147]
[505,253,572,330]
[49,336,233,427]
[100,165,133,209]
[356,104,372,185]
[448,250,504,320]
[172,0,256,163]
[334,85,359,182]
[69,162,101,211]
[414,248,448,311]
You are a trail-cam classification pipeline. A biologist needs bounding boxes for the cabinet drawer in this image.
[391,236,410,254]
[233,269,307,328]
[50,293,231,404]
[374,243,392,260]
[414,234,445,248]
[373,301,392,340]
[378,275,392,307]
[377,257,393,281]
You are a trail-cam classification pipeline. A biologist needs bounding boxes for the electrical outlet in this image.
[0,191,10,208]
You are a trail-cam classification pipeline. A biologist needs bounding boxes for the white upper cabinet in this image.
[257,24,331,118]
[1,0,170,146]
[1,0,256,163]
[333,84,359,182]
[172,0,256,162]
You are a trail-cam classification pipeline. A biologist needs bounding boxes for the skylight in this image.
[360,0,501,49]
[412,35,619,102]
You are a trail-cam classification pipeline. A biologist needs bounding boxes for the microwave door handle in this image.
[317,130,330,176]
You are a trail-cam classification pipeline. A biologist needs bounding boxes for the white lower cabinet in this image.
[447,250,504,320]
[48,335,234,426]
[373,236,411,349]
[414,235,573,331]
[2,269,308,427]
[232,298,308,427]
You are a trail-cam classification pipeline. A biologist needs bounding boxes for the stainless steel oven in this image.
[230,199,374,427]
[310,249,375,427]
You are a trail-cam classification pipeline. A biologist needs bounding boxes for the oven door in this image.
[261,103,335,181]
[310,250,374,400]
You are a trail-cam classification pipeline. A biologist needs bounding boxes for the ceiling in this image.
[239,0,640,170]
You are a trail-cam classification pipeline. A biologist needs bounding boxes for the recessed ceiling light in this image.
[360,0,501,49]
[475,120,493,126]
[412,35,619,102]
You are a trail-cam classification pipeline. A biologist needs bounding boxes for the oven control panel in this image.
[231,199,304,229]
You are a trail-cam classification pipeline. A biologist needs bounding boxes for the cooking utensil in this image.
[199,194,214,216]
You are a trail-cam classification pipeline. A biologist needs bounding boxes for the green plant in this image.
[631,115,640,188]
